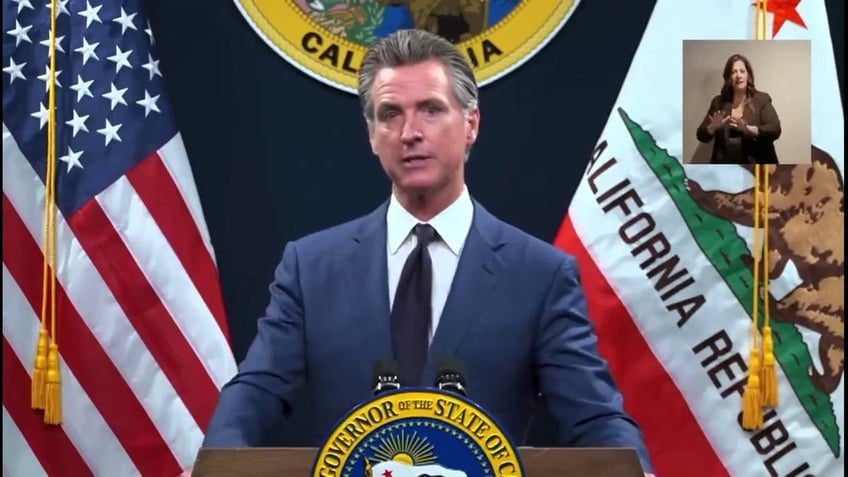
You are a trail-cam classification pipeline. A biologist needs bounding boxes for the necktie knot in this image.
[413,223,437,247]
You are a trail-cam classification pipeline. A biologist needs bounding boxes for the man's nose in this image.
[400,117,423,144]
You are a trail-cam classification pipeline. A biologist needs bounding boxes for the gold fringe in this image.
[741,349,763,430]
[760,326,778,407]
[31,328,49,410]
[44,342,62,425]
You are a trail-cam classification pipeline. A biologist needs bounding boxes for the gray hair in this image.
[357,29,479,123]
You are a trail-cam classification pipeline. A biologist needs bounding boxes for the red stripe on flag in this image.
[2,338,93,477]
[127,152,231,344]
[68,197,219,429]
[2,194,182,477]
[553,215,729,477]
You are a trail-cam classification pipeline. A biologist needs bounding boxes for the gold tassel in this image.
[741,348,763,430]
[44,341,62,425]
[760,326,778,406]
[759,165,777,407]
[31,327,49,410]
[37,0,62,427]
[741,0,772,434]
[742,164,764,430]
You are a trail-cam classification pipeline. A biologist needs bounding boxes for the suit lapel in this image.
[349,203,392,359]
[426,202,505,378]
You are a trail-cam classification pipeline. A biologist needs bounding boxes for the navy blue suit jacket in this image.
[203,199,653,473]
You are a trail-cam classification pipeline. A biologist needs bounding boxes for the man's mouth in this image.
[402,155,430,164]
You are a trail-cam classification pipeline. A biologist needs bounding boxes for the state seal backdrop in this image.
[311,389,524,477]
[233,0,581,94]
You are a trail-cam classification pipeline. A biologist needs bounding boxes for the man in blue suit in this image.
[200,29,654,475]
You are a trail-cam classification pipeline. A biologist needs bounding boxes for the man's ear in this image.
[367,121,378,155]
[466,108,480,146]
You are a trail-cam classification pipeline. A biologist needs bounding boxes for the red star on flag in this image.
[382,470,393,477]
[752,0,807,37]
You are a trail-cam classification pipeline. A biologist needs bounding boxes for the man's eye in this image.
[379,110,398,120]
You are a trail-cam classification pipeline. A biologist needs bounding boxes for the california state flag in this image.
[370,461,467,477]
[553,1,844,476]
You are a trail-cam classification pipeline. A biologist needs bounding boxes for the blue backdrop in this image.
[145,0,845,445]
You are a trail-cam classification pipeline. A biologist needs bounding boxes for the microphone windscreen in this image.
[436,356,465,377]
[373,358,399,381]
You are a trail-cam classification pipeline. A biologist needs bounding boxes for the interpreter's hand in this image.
[729,115,745,130]
[729,116,759,136]
[707,111,729,132]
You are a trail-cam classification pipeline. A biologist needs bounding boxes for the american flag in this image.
[2,0,237,475]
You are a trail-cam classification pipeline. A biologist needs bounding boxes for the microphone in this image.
[435,357,467,397]
[372,358,401,396]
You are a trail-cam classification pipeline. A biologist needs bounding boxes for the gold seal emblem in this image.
[233,0,581,94]
[311,389,524,476]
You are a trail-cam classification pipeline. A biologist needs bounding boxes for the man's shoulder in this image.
[288,204,384,256]
[481,206,577,272]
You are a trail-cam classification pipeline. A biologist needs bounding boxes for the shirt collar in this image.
[386,186,473,256]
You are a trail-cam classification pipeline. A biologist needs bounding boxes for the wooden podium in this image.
[194,447,645,476]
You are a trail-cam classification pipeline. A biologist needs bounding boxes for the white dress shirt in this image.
[386,187,474,343]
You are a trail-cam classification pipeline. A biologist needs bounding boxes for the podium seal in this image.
[311,389,524,477]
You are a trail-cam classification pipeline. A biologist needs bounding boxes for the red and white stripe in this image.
[2,126,238,477]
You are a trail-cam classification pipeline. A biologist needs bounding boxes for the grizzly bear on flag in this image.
[686,146,844,395]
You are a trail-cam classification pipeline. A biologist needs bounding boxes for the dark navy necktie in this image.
[390,223,437,386]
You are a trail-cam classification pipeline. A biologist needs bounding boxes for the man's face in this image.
[368,58,479,198]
